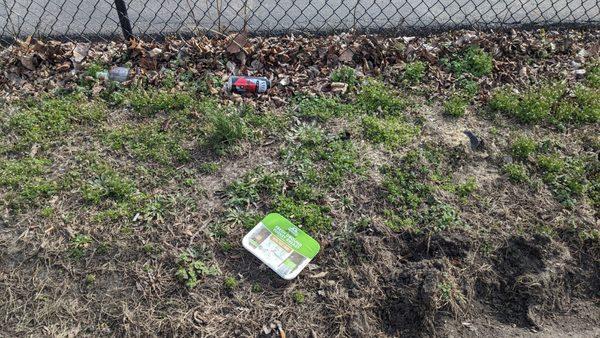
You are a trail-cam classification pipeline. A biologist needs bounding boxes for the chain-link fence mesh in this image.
[1,0,599,43]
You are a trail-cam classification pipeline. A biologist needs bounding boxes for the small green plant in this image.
[82,170,136,204]
[331,66,357,86]
[175,250,220,288]
[40,206,54,218]
[295,96,351,121]
[510,136,537,160]
[251,283,263,293]
[7,94,105,148]
[203,108,248,154]
[107,124,190,165]
[586,63,600,89]
[85,62,104,78]
[488,83,585,125]
[503,163,529,183]
[127,89,193,116]
[70,234,92,259]
[223,277,238,291]
[356,80,410,116]
[447,46,493,77]
[362,116,419,147]
[85,274,96,285]
[456,178,477,198]
[444,94,469,117]
[403,61,427,84]
[274,196,331,232]
[199,162,219,174]
[292,290,305,303]
[459,78,480,96]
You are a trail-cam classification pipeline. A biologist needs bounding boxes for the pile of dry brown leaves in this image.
[1,29,598,103]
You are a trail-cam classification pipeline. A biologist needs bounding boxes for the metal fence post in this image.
[114,0,133,40]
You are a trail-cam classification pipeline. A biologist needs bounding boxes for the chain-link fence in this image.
[1,0,599,43]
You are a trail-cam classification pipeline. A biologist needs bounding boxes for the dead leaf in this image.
[339,49,354,62]
[330,82,348,94]
[148,47,162,58]
[71,43,90,63]
[226,33,249,54]
[20,55,36,70]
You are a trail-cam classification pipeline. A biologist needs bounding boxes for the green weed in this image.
[292,290,306,303]
[446,46,493,77]
[70,234,92,259]
[203,108,248,154]
[331,66,357,86]
[444,94,469,117]
[362,116,419,147]
[274,196,331,232]
[127,89,193,116]
[503,163,529,183]
[82,169,136,204]
[402,61,427,84]
[295,96,351,121]
[199,162,219,174]
[510,136,537,160]
[223,277,238,291]
[6,94,105,149]
[356,80,410,116]
[175,250,220,288]
[0,158,57,206]
[586,63,600,89]
[489,83,598,125]
[107,124,190,165]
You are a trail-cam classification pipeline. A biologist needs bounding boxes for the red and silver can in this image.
[224,76,271,94]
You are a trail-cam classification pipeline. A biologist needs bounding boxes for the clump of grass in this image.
[402,61,427,84]
[510,136,537,160]
[199,162,219,174]
[295,96,351,121]
[381,148,465,234]
[69,234,92,259]
[536,154,587,206]
[6,93,105,149]
[251,283,263,293]
[0,158,57,207]
[175,250,220,288]
[356,80,410,116]
[446,46,493,77]
[557,86,600,124]
[292,290,306,303]
[502,163,529,183]
[489,84,562,123]
[455,178,477,198]
[490,82,598,125]
[203,108,248,154]
[85,274,96,285]
[586,63,600,89]
[274,196,331,232]
[223,277,238,291]
[82,169,137,204]
[107,124,190,165]
[444,93,469,117]
[127,89,193,116]
[362,116,419,147]
[331,66,357,86]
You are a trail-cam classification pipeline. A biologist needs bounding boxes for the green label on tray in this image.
[260,213,320,259]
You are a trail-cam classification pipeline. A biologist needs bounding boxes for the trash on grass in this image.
[96,66,130,82]
[242,213,320,280]
[224,76,270,94]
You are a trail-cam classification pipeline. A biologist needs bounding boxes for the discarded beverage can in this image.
[225,76,270,94]
[242,213,320,280]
